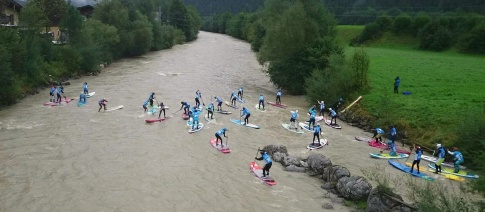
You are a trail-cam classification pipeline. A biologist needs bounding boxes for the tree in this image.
[376,15,393,31]
[169,0,190,39]
[186,5,202,41]
[350,48,370,89]
[392,13,413,35]
[20,1,49,31]
[60,5,84,43]
[412,13,431,36]
[39,0,67,26]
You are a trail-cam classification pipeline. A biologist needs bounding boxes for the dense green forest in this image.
[184,0,485,24]
[0,0,201,106]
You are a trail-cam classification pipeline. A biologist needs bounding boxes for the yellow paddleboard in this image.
[405,162,465,182]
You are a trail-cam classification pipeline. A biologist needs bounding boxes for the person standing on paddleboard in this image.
[307,105,316,116]
[158,102,166,119]
[308,110,317,130]
[372,128,385,144]
[318,100,325,116]
[192,108,201,130]
[230,91,237,107]
[148,92,155,107]
[98,98,108,112]
[238,87,244,99]
[276,89,282,105]
[313,123,322,146]
[49,85,56,102]
[215,128,228,147]
[142,99,149,112]
[241,107,251,124]
[195,90,202,108]
[214,96,223,111]
[328,108,337,125]
[389,125,397,142]
[56,84,65,103]
[434,144,446,174]
[447,147,464,173]
[255,150,272,178]
[83,82,88,95]
[258,94,265,110]
[290,110,299,129]
[207,102,214,119]
[410,146,422,174]
[180,101,190,115]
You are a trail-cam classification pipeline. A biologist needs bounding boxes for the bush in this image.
[457,21,485,54]
[376,15,393,31]
[419,21,453,51]
[392,14,413,35]
[173,29,186,44]
[352,23,383,44]
[53,45,81,74]
[159,25,176,49]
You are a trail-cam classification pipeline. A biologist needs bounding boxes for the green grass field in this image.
[337,26,485,145]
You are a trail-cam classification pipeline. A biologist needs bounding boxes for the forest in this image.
[0,0,201,106]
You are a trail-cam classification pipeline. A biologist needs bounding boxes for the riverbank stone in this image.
[336,176,372,201]
[307,154,332,175]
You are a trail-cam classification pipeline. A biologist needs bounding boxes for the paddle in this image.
[225,135,229,148]
[255,148,260,158]
[404,144,415,164]
[168,109,182,118]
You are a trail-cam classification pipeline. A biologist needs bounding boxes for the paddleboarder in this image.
[258,94,265,110]
[49,85,56,102]
[276,89,282,105]
[214,96,223,111]
[328,108,337,125]
[79,93,87,105]
[83,82,88,94]
[410,146,422,174]
[434,144,446,174]
[372,128,385,143]
[308,105,316,115]
[56,84,65,103]
[289,110,299,129]
[230,91,238,107]
[238,87,244,99]
[241,107,251,124]
[195,90,202,108]
[307,109,317,130]
[148,92,155,107]
[255,150,272,178]
[180,101,190,115]
[215,128,228,147]
[192,108,201,130]
[312,123,323,146]
[98,98,108,112]
[142,99,149,112]
[447,147,464,173]
[207,102,214,120]
[394,77,400,94]
[317,100,325,116]
[389,125,397,141]
[158,102,166,119]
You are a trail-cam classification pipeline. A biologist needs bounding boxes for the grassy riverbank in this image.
[337,25,485,147]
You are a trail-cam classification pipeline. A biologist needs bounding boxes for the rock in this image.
[322,203,334,209]
[307,154,332,175]
[284,165,306,173]
[323,165,351,183]
[331,196,344,204]
[62,81,71,86]
[301,161,308,168]
[321,182,334,191]
[281,155,301,167]
[336,176,372,201]
[323,191,331,199]
[272,152,286,162]
[366,188,415,212]
[263,145,288,156]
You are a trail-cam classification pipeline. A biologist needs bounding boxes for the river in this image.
[0,31,465,212]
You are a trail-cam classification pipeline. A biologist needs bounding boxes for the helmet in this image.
[214,97,217,99]
[339,98,343,101]
[181,101,184,104]
[329,108,332,111]
[260,150,265,153]
[103,98,106,100]
[317,123,320,126]
[242,107,246,110]
[437,144,442,148]
[416,146,421,149]
[295,110,298,113]
[152,92,155,95]
[453,147,458,150]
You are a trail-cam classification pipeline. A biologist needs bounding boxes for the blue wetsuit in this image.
[255,152,273,177]
[258,95,264,109]
[241,108,251,124]
[215,128,227,145]
[83,83,88,94]
[313,125,321,144]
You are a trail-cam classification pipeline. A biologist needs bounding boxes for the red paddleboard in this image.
[250,162,276,186]
[182,113,189,120]
[145,118,166,123]
[368,140,410,154]
[210,138,230,154]
[44,98,73,106]
[266,101,287,108]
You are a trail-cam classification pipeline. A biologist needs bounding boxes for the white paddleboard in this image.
[106,105,123,111]
[325,120,342,129]
[307,139,328,150]
[204,114,216,122]
[299,122,314,132]
[86,92,95,98]
[282,123,304,134]
[230,119,260,129]
[188,123,204,133]
[254,104,266,112]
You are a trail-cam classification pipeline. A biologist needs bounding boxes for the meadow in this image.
[338,26,485,146]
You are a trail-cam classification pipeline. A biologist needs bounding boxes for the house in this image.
[0,0,26,26]
[1,0,97,43]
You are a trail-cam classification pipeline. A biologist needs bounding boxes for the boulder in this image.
[62,81,71,86]
[323,165,351,183]
[263,145,288,156]
[272,152,287,162]
[331,196,344,204]
[322,203,334,209]
[281,155,301,167]
[307,154,332,175]
[336,176,372,201]
[321,182,334,191]
[366,188,415,212]
[284,165,306,173]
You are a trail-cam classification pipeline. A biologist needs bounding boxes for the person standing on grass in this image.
[394,77,400,94]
